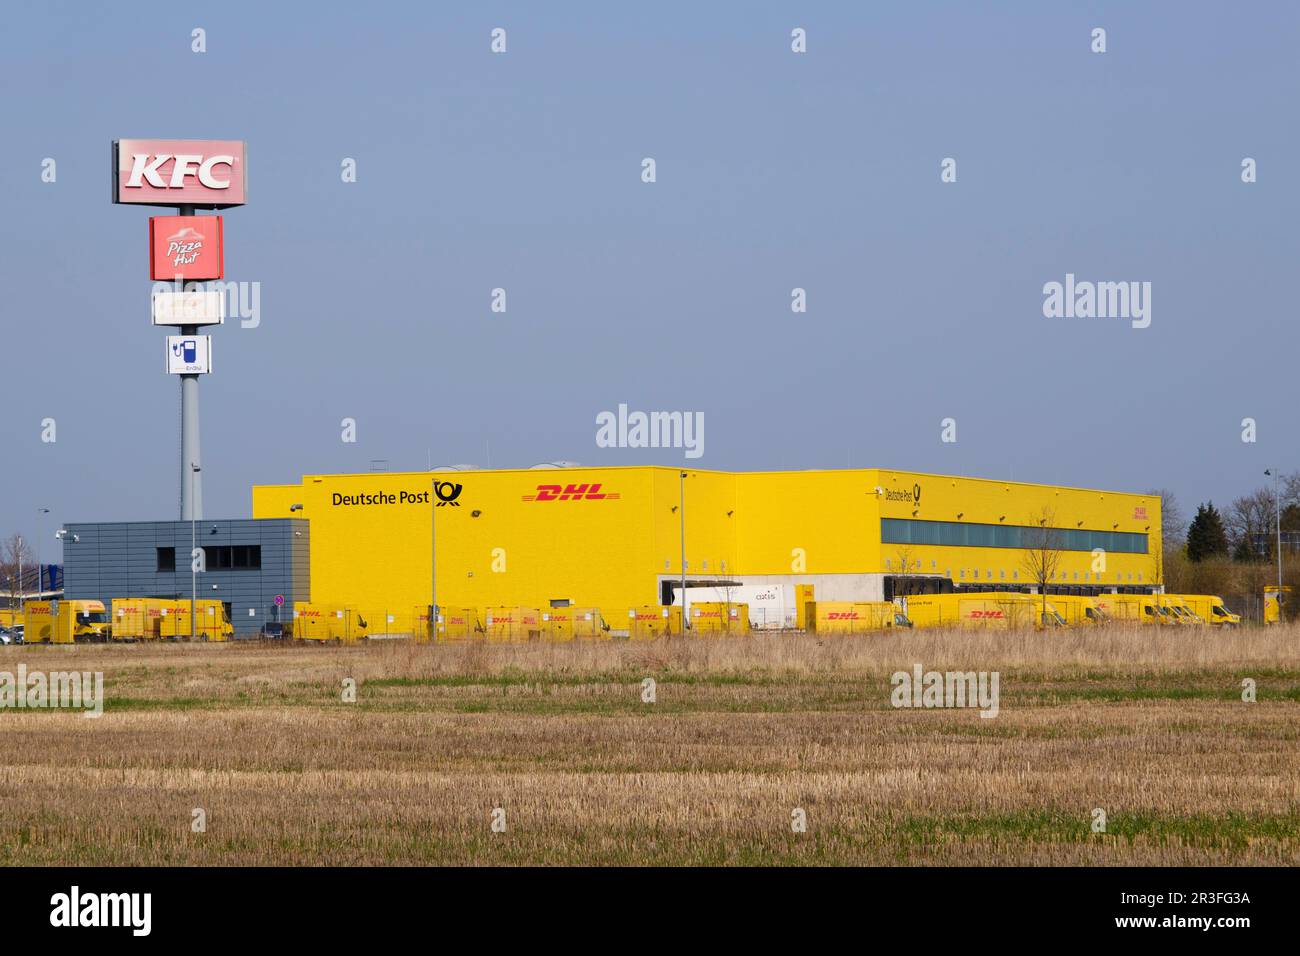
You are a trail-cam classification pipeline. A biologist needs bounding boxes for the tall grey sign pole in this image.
[176,203,202,522]
[179,344,202,520]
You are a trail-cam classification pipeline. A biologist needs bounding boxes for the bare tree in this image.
[1020,507,1063,626]
[1227,489,1275,558]
[1282,471,1300,508]
[1146,488,1186,554]
[893,545,916,595]
[1149,536,1165,592]
[0,534,36,608]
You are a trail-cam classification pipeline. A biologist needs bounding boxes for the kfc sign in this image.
[149,215,224,281]
[112,139,247,208]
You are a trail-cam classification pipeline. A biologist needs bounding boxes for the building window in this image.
[881,517,1148,555]
[202,545,262,571]
[157,547,175,572]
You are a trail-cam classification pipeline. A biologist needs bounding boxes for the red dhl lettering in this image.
[825,612,860,620]
[968,610,1005,619]
[522,483,621,502]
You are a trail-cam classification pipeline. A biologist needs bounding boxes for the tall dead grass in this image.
[1,626,1296,866]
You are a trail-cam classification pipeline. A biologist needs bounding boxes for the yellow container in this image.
[540,607,574,642]
[904,593,1061,629]
[436,606,481,642]
[794,585,815,630]
[484,607,541,642]
[111,598,145,640]
[538,606,607,642]
[158,600,232,641]
[354,608,411,638]
[1264,585,1290,625]
[411,605,433,641]
[327,606,370,642]
[291,602,334,641]
[111,598,168,640]
[571,607,605,640]
[811,601,899,633]
[627,606,681,640]
[688,602,750,636]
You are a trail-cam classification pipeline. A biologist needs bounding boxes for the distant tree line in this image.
[1153,473,1300,620]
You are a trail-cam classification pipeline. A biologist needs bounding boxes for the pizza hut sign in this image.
[112,139,247,208]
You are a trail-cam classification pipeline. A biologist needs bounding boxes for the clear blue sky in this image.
[2,1,1296,553]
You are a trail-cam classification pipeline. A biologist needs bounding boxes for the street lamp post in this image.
[16,536,23,616]
[1265,469,1283,622]
[680,471,688,631]
[35,508,49,598]
[191,464,201,640]
[430,479,438,640]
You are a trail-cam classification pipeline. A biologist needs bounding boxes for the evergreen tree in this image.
[1186,502,1230,562]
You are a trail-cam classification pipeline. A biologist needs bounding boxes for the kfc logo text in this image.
[113,139,247,207]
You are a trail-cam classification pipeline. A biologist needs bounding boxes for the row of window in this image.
[889,561,1144,584]
[881,518,1148,554]
[157,546,262,572]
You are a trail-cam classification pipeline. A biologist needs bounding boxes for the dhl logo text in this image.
[522,483,620,502]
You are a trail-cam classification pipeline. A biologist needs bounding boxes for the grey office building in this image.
[60,519,310,637]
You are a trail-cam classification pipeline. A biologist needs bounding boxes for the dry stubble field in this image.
[1,626,1298,866]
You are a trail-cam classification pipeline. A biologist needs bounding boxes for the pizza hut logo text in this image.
[434,482,463,507]
[522,483,620,502]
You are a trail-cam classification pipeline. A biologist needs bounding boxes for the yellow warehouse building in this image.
[252,466,1162,620]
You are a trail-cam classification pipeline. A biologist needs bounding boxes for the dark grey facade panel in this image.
[61,518,310,637]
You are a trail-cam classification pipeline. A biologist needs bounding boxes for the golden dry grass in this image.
[1,625,1298,866]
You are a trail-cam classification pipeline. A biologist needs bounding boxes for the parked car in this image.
[7,624,24,644]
